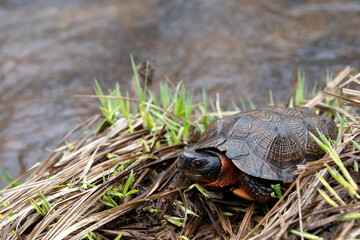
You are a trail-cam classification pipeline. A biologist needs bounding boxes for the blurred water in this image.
[0,0,360,184]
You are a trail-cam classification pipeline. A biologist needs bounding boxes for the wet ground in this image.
[1,0,360,184]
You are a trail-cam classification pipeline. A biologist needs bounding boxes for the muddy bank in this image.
[0,0,360,183]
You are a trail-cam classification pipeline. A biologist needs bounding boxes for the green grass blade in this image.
[130,55,145,101]
[101,194,118,208]
[240,97,247,111]
[125,189,139,197]
[354,161,359,172]
[248,97,256,110]
[86,231,97,240]
[93,79,106,107]
[311,81,319,97]
[317,189,338,207]
[352,140,360,152]
[325,164,358,198]
[181,236,191,240]
[316,172,345,206]
[160,82,170,109]
[0,167,21,188]
[338,213,360,221]
[123,170,134,195]
[186,183,211,198]
[38,191,52,214]
[173,200,199,217]
[232,101,240,111]
[290,230,323,239]
[143,61,149,95]
[336,112,346,129]
[269,89,274,106]
[107,190,124,198]
[30,198,45,216]
[295,71,307,105]
[114,231,124,240]
[246,227,259,236]
[308,132,329,152]
[163,215,183,227]
[288,97,294,108]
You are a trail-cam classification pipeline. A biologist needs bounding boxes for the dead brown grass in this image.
[1,67,360,240]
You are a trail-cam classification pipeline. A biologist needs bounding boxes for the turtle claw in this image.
[232,188,254,201]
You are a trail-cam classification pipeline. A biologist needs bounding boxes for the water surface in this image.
[1,0,359,184]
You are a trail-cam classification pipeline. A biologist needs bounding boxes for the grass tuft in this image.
[94,57,212,146]
[310,129,359,198]
[30,191,53,217]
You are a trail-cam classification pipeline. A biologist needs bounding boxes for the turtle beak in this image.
[178,150,222,183]
[178,151,206,182]
[178,151,196,171]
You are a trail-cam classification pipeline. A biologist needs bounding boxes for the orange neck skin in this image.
[203,157,241,189]
[202,157,255,201]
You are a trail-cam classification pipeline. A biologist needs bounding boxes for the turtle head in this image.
[178,149,222,184]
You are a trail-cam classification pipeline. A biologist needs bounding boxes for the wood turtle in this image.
[178,107,338,202]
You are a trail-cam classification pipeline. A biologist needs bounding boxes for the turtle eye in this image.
[192,159,206,169]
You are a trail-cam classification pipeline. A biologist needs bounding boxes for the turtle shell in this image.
[192,107,338,182]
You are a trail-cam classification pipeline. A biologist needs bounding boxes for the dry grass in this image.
[1,67,360,240]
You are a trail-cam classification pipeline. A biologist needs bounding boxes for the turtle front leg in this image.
[233,172,279,203]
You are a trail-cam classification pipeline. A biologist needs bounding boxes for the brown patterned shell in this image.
[193,107,338,181]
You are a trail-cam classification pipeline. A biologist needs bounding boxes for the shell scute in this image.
[227,115,258,138]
